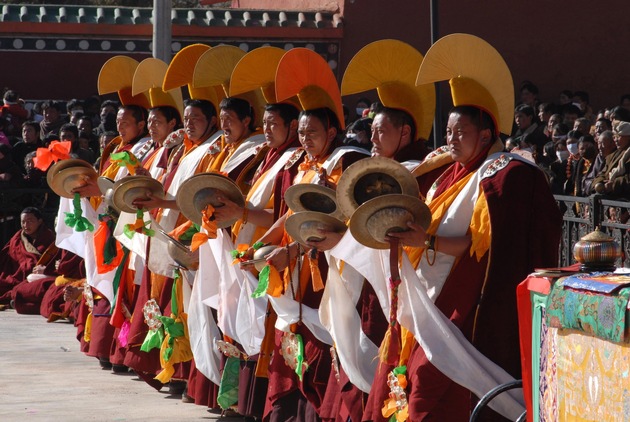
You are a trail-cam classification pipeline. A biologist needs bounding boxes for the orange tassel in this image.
[190,205,217,252]
[308,252,325,292]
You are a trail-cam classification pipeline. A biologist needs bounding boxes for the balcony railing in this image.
[555,194,630,268]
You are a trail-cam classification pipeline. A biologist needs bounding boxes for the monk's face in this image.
[446,112,491,166]
[298,114,335,159]
[21,212,42,236]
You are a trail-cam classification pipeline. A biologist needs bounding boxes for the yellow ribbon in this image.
[266,264,284,297]
[84,312,92,342]
[308,252,325,292]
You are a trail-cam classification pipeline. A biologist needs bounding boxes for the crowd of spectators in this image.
[6,81,630,203]
[497,81,630,202]
[0,89,118,189]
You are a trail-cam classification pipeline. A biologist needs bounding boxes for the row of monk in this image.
[0,35,561,421]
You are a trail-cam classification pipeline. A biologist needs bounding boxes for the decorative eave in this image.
[0,4,344,38]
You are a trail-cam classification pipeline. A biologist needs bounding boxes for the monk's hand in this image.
[304,229,342,252]
[213,193,245,225]
[134,167,150,177]
[386,221,427,247]
[32,265,46,275]
[72,177,101,198]
[63,285,82,302]
[264,245,291,272]
[132,191,164,210]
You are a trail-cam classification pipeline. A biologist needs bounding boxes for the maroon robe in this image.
[323,142,446,422]
[12,249,85,316]
[86,136,145,365]
[364,157,562,421]
[0,226,55,304]
[39,250,85,318]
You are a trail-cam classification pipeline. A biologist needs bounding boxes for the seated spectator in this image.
[573,117,591,136]
[0,143,24,186]
[39,101,67,141]
[0,116,11,147]
[584,130,616,195]
[594,117,612,138]
[77,115,100,157]
[66,98,83,117]
[0,207,55,306]
[610,105,630,126]
[546,113,563,139]
[13,121,42,173]
[562,130,584,193]
[82,95,102,129]
[568,135,597,196]
[573,91,595,124]
[22,151,46,188]
[513,104,547,157]
[551,122,570,144]
[93,130,117,169]
[519,80,540,108]
[69,110,83,125]
[60,123,93,164]
[563,104,582,127]
[77,132,96,164]
[1,90,30,138]
[344,116,372,151]
[558,89,573,115]
[539,141,565,194]
[621,94,630,111]
[592,122,630,197]
[354,97,372,122]
[538,102,555,131]
[39,250,86,322]
[12,247,86,316]
[94,99,118,137]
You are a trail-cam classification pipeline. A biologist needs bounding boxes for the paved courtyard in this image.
[0,309,245,421]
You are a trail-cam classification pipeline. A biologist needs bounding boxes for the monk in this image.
[0,207,55,307]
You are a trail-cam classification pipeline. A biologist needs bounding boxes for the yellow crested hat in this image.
[98,56,151,108]
[416,33,514,136]
[193,45,266,127]
[132,58,184,118]
[275,48,346,130]
[162,44,224,114]
[341,39,435,141]
[229,46,297,106]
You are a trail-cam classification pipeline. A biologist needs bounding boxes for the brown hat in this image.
[336,156,419,219]
[48,160,98,198]
[349,194,431,249]
[285,211,347,246]
[284,184,344,220]
[111,176,164,214]
[176,172,245,228]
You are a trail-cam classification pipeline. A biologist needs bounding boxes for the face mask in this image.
[567,143,579,155]
[356,107,367,117]
[556,150,570,161]
[345,133,357,140]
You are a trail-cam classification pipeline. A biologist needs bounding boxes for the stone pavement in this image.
[0,309,246,422]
